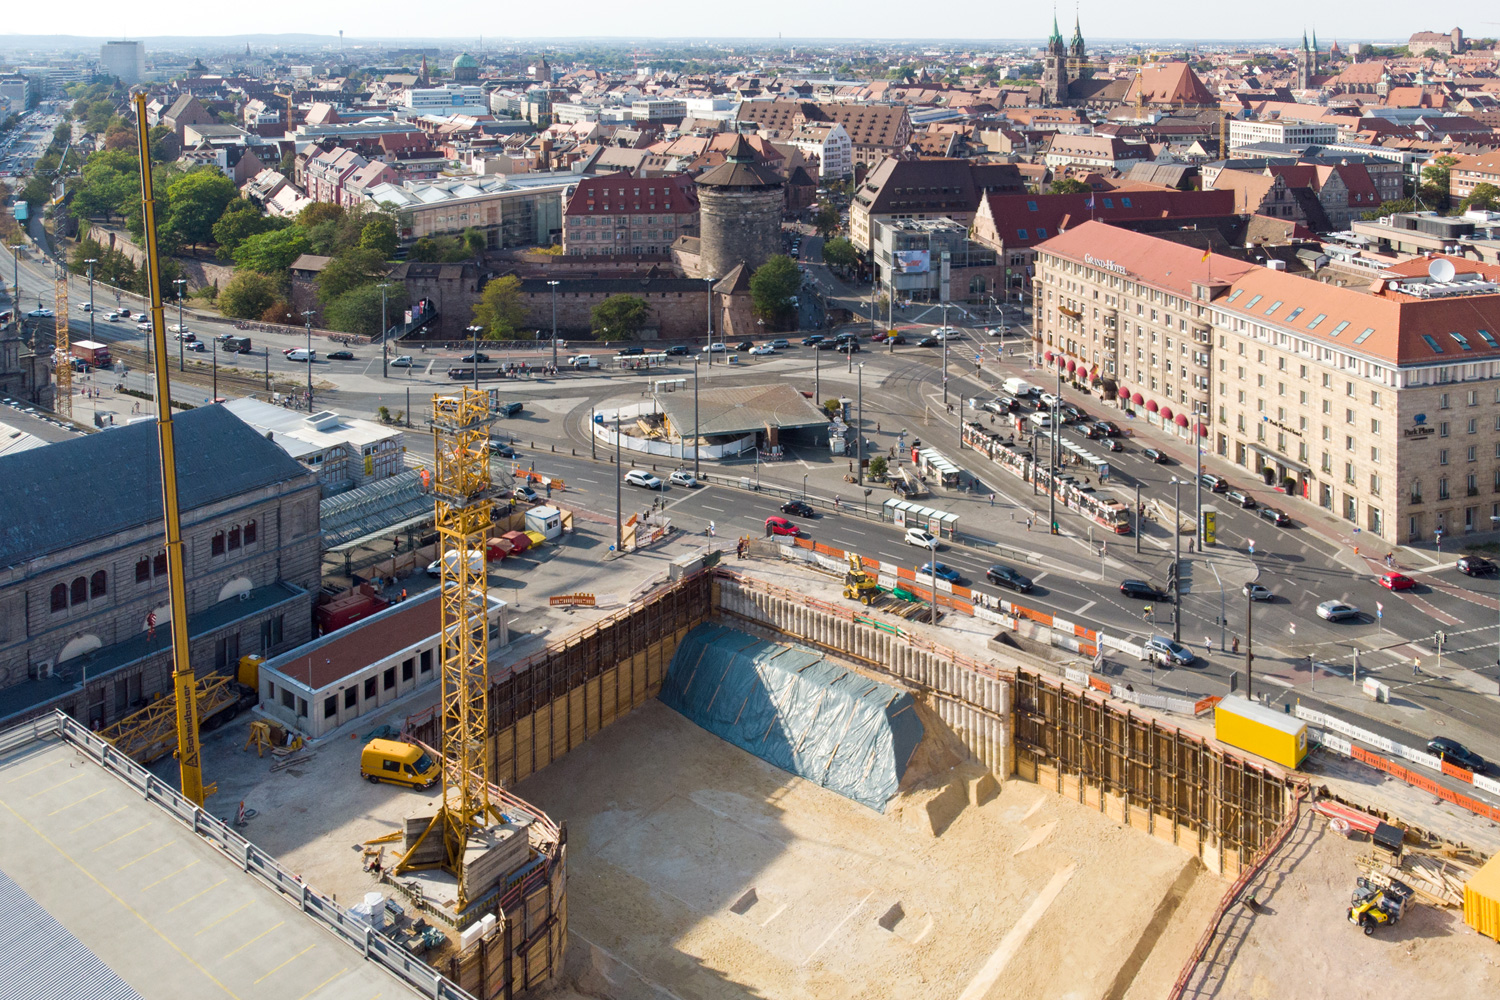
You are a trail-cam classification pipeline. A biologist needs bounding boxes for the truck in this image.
[71,340,111,368]
[221,335,251,353]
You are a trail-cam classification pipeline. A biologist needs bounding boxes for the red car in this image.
[1378,572,1415,591]
[764,516,800,537]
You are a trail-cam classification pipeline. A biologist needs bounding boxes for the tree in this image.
[821,236,858,271]
[297,201,343,228]
[212,201,288,256]
[1421,154,1459,206]
[868,455,888,479]
[358,215,399,257]
[232,226,311,277]
[462,227,487,257]
[324,283,409,336]
[1049,177,1092,195]
[409,237,443,262]
[591,294,649,341]
[316,246,389,303]
[749,255,800,319]
[1360,198,1416,221]
[163,169,240,251]
[813,201,840,238]
[471,274,528,339]
[218,271,281,319]
[1462,182,1500,213]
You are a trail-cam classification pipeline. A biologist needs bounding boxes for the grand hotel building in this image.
[1034,221,1500,546]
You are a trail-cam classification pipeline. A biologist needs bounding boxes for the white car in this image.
[668,470,697,488]
[26,307,53,318]
[748,344,776,355]
[136,316,152,329]
[985,326,1006,337]
[105,311,121,322]
[931,327,959,340]
[701,343,727,353]
[1244,583,1274,601]
[1039,392,1059,407]
[624,469,662,490]
[169,323,190,333]
[390,355,413,367]
[904,527,939,548]
[1317,600,1361,622]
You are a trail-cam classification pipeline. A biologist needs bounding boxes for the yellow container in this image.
[1214,695,1307,769]
[1465,851,1500,942]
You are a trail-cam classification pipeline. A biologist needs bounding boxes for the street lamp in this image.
[378,282,390,379]
[1171,477,1183,643]
[703,276,714,367]
[856,362,865,485]
[547,279,559,372]
[941,300,950,407]
[301,309,316,410]
[211,334,218,402]
[173,278,187,371]
[84,257,97,343]
[692,356,700,478]
[465,325,483,393]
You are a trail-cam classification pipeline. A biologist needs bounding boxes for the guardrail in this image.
[1,711,477,1000]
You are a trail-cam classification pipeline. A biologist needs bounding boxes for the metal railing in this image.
[1,712,477,1000]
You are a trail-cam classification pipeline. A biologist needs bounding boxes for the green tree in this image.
[471,274,528,339]
[316,246,389,303]
[821,236,858,271]
[408,236,443,262]
[163,169,240,251]
[1421,154,1459,206]
[591,294,649,341]
[232,226,311,276]
[867,455,888,479]
[297,201,343,228]
[358,215,399,257]
[461,227,487,257]
[324,283,409,337]
[1462,182,1500,213]
[52,121,72,147]
[1049,177,1092,195]
[20,175,51,211]
[212,200,288,256]
[813,201,840,238]
[218,270,281,319]
[749,255,800,319]
[69,237,109,276]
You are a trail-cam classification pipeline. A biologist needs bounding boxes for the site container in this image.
[1213,695,1307,769]
[1465,850,1500,942]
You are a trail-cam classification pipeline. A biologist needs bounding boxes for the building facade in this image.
[1228,119,1339,154]
[99,41,144,85]
[561,172,698,256]
[694,136,785,281]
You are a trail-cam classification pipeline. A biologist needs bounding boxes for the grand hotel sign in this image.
[1084,254,1129,276]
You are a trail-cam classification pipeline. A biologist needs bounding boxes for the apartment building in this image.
[736,100,912,166]
[561,172,698,255]
[849,157,1025,253]
[784,122,853,180]
[1228,118,1339,153]
[1036,221,1500,545]
[1042,134,1154,174]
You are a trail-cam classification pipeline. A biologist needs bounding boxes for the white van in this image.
[1027,411,1052,429]
[286,348,316,362]
[569,354,601,369]
[1003,377,1037,397]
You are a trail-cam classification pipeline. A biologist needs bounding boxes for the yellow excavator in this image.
[843,553,879,605]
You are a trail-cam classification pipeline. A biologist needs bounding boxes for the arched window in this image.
[153,552,167,577]
[244,520,258,545]
[90,571,107,599]
[135,557,151,584]
[70,577,88,606]
[50,584,68,613]
[228,525,241,550]
[211,531,225,557]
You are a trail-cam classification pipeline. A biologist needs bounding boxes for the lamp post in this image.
[211,335,218,402]
[704,276,714,367]
[1244,588,1254,699]
[856,362,865,485]
[173,278,187,371]
[941,300,950,407]
[84,257,97,343]
[8,246,21,324]
[378,282,390,379]
[692,356,700,478]
[1172,477,1182,643]
[814,335,821,404]
[1491,515,1500,693]
[464,324,484,392]
[615,410,623,552]
[1135,482,1142,554]
[1210,561,1226,651]
[1047,367,1059,535]
[547,279,559,372]
[803,473,809,500]
[301,309,316,410]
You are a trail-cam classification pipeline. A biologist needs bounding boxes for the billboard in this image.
[894,250,930,274]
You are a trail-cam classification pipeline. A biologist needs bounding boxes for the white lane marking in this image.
[1075,600,1096,616]
[1031,572,1050,584]
[701,505,726,513]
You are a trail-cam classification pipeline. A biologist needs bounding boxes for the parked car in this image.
[1426,738,1486,774]
[701,343,726,353]
[512,485,541,504]
[1244,583,1274,601]
[768,339,791,349]
[1316,600,1361,621]
[1225,489,1258,509]
[904,527,939,548]
[1092,420,1121,437]
[919,561,962,583]
[764,516,800,536]
[1143,448,1168,464]
[1199,474,1229,493]
[615,346,644,356]
[668,470,697,488]
[1378,572,1415,591]
[327,350,355,361]
[1144,636,1196,667]
[624,469,662,490]
[985,564,1033,592]
[390,355,413,367]
[780,499,815,517]
[1120,579,1165,600]
[1258,507,1291,527]
[1458,556,1497,576]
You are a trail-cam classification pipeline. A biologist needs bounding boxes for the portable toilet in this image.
[525,505,564,541]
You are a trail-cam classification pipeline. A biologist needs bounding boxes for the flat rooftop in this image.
[0,732,415,1000]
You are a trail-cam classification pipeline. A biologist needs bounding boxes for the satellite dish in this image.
[1429,258,1457,283]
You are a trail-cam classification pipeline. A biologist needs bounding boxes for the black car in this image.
[1093,420,1121,436]
[885,334,907,345]
[1258,506,1291,527]
[780,499,816,517]
[917,336,939,347]
[1225,489,1258,510]
[735,340,755,352]
[801,335,825,346]
[1143,448,1169,464]
[326,350,355,361]
[986,564,1033,592]
[816,339,839,350]
[1458,555,1497,576]
[1199,473,1229,493]
[840,341,861,353]
[616,346,645,356]
[488,442,518,459]
[664,345,690,356]
[1119,579,1165,600]
[1427,738,1486,774]
[460,352,491,364]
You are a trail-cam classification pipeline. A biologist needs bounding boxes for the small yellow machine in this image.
[843,553,879,605]
[1349,879,1413,935]
[361,739,440,789]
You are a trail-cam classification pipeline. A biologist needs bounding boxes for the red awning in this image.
[1160,406,1174,420]
[1117,387,1131,400]
[1044,350,1054,362]
[1131,392,1144,405]
[1175,413,1190,427]
[1066,359,1077,373]
[1146,400,1159,413]
[1196,422,1208,436]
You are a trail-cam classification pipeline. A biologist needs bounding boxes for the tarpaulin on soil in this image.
[659,623,923,811]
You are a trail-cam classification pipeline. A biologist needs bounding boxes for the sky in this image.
[0,2,1475,45]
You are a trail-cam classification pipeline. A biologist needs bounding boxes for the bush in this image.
[868,455,888,479]
[218,271,279,319]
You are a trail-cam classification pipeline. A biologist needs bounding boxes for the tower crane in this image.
[392,386,500,912]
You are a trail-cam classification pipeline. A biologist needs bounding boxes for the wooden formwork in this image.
[1012,668,1294,877]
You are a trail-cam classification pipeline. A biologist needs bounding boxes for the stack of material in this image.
[462,816,534,894]
[348,891,388,930]
[1360,851,1472,908]
[403,810,448,866]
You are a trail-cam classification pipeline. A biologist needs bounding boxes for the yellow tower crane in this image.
[53,263,70,420]
[130,91,206,805]
[392,387,499,912]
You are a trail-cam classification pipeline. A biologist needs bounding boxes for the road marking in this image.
[91,822,150,851]
[46,787,105,816]
[294,967,350,1000]
[1031,572,1050,584]
[701,505,726,512]
[169,877,228,913]
[68,804,127,835]
[194,899,253,931]
[139,858,201,892]
[118,839,179,871]
[255,943,318,984]
[223,920,285,959]
[1075,600,1096,616]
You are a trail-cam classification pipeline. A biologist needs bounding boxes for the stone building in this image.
[0,406,323,729]
[693,135,785,282]
[516,270,751,341]
[0,331,54,410]
[388,260,483,339]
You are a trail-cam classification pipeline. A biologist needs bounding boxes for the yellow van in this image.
[360,739,440,789]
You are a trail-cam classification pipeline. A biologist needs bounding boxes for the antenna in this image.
[1428,258,1457,283]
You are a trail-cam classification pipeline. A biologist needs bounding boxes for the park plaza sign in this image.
[1083,254,1129,276]
[1403,413,1435,439]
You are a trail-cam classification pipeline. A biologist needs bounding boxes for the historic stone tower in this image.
[1041,13,1070,106]
[694,136,785,281]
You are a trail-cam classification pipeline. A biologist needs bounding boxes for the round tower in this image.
[694,136,785,280]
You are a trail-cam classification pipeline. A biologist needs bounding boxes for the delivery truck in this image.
[72,340,111,367]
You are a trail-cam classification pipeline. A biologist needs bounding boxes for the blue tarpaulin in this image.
[659,623,923,811]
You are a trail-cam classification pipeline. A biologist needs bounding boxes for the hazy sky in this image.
[3,2,1468,44]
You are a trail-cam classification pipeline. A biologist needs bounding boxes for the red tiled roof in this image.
[565,171,698,217]
[980,189,1235,249]
[1035,220,1258,299]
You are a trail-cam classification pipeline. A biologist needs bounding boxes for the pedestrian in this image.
[1231,635,1240,654]
[1413,657,1422,677]
[1188,538,1195,554]
[1026,516,1033,532]
[708,520,715,537]
[988,492,996,507]
[876,421,881,433]
[1385,552,1394,568]
[1205,636,1213,654]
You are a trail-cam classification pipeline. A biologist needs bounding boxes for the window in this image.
[1441,393,1450,409]
[1330,321,1350,338]
[1440,421,1450,437]
[1470,391,1480,406]
[90,571,106,599]
[364,676,377,700]
[211,531,225,557]
[135,558,150,584]
[1441,449,1450,465]
[153,553,167,577]
[1264,300,1283,315]
[1471,419,1480,434]
[324,695,338,720]
[1017,228,1028,240]
[1469,446,1478,462]
[50,584,67,613]
[344,686,357,710]
[1440,478,1450,500]
[1287,307,1305,322]
[228,526,241,550]
[1478,329,1499,348]
[383,667,396,691]
[1422,334,1445,354]
[244,520,257,545]
[1353,327,1375,345]
[1451,332,1474,351]
[1247,295,1263,309]
[70,577,87,606]
[1371,446,1381,462]
[402,658,414,682]
[1307,314,1327,330]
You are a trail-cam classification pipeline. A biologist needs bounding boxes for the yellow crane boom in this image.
[53,263,70,419]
